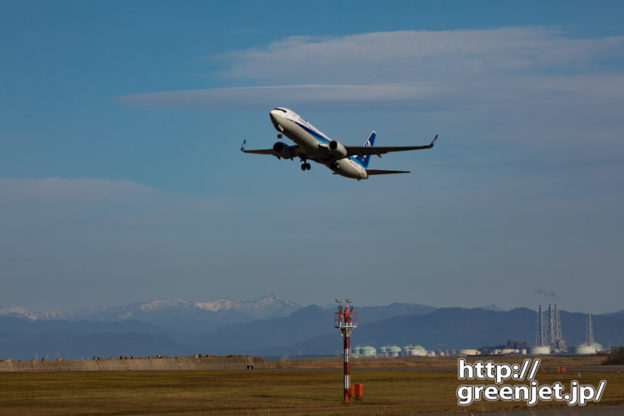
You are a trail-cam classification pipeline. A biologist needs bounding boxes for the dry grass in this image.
[0,366,622,416]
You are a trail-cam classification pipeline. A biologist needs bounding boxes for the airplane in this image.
[241,107,437,180]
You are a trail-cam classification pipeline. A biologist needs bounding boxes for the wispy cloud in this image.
[118,83,449,110]
[219,27,624,83]
[217,28,624,82]
[0,178,156,205]
[117,28,624,116]
[534,288,557,300]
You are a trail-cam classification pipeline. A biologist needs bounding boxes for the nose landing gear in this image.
[300,161,311,171]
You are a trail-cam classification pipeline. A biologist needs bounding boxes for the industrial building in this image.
[352,308,602,358]
[529,304,566,354]
[572,313,602,355]
[353,344,429,358]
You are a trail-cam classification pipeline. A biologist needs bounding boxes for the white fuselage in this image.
[270,108,368,180]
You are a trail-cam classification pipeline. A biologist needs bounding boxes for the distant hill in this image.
[0,316,162,335]
[1,298,623,360]
[0,317,196,361]
[249,308,624,357]
[189,303,436,354]
[253,307,536,356]
[559,311,624,347]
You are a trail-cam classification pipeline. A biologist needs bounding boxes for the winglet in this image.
[430,134,438,147]
[240,139,246,152]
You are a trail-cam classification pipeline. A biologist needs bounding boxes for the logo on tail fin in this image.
[355,131,376,168]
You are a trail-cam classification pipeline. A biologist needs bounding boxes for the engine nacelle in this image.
[328,140,348,158]
[273,141,296,159]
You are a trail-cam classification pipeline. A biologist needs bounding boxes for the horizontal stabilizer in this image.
[366,169,411,175]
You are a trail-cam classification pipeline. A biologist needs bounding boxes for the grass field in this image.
[0,367,623,416]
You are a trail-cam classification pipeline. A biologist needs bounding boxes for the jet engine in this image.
[329,140,348,158]
[273,141,296,159]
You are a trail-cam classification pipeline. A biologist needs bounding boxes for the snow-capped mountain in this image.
[194,295,300,318]
[0,306,38,320]
[0,295,301,332]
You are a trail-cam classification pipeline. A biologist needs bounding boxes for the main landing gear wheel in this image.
[300,162,311,171]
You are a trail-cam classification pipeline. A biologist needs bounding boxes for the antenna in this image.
[586,312,595,346]
[334,299,358,402]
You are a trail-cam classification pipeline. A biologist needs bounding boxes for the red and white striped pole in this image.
[335,300,357,403]
[344,318,351,402]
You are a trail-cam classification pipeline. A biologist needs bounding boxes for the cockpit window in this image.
[273,108,287,113]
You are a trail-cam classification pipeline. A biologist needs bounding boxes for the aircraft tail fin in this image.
[355,131,376,168]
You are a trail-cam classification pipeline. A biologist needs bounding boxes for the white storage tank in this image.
[361,346,377,357]
[409,345,428,357]
[528,346,551,355]
[573,344,599,355]
[387,346,402,357]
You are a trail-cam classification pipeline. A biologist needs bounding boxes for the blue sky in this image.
[1,1,623,313]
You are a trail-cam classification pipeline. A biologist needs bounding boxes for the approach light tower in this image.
[334,299,357,402]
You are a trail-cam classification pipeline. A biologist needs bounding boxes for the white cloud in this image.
[118,28,624,116]
[217,28,624,82]
[118,83,448,110]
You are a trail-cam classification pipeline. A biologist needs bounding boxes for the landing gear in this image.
[277,133,283,139]
[300,162,311,171]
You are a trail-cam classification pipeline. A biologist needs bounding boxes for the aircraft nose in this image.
[270,110,279,123]
[270,109,285,131]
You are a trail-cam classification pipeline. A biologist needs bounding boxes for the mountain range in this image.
[0,295,300,333]
[1,296,622,361]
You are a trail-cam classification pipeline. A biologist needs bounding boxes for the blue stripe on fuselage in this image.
[294,121,329,144]
[294,120,366,168]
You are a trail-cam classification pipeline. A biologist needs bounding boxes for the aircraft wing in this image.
[346,135,438,157]
[240,139,300,160]
[240,140,275,155]
[366,169,411,175]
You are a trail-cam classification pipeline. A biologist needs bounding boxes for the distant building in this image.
[402,345,427,357]
[366,345,429,358]
[378,346,388,357]
[386,346,402,357]
[480,340,527,355]
[533,304,566,353]
[353,345,377,357]
[361,346,376,357]
[458,349,480,356]
[528,346,551,354]
[572,313,602,355]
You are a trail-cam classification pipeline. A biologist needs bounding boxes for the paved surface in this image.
[433,404,624,415]
[352,365,624,374]
[540,365,624,375]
